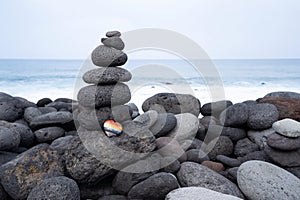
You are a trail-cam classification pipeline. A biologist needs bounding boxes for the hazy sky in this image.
[0,0,299,59]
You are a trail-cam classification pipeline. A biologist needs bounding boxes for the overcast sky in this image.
[0,0,299,59]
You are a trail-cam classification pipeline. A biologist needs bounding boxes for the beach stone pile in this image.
[0,30,300,199]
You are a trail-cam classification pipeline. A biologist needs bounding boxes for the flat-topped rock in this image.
[91,45,127,67]
[83,67,131,84]
[267,132,300,151]
[272,118,300,138]
[77,83,131,108]
[106,30,121,37]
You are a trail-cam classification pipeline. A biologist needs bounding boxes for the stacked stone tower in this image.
[77,31,133,135]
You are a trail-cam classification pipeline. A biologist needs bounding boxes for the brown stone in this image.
[258,97,300,121]
[201,161,225,172]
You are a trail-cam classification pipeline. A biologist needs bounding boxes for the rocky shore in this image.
[0,31,300,200]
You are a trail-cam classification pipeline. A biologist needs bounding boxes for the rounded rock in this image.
[91,45,127,67]
[247,103,279,130]
[106,30,121,37]
[201,100,233,117]
[234,138,259,157]
[101,37,125,50]
[0,126,20,151]
[34,127,65,143]
[272,118,300,138]
[237,160,300,200]
[24,107,42,122]
[27,176,80,200]
[219,103,248,127]
[77,84,131,108]
[36,98,52,107]
[267,132,300,151]
[149,113,177,137]
[83,67,131,84]
[0,101,22,122]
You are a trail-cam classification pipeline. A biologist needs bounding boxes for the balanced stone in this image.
[272,118,300,138]
[77,83,131,108]
[106,30,121,37]
[267,132,300,151]
[102,37,125,50]
[237,160,300,200]
[142,93,201,116]
[91,45,127,67]
[83,67,132,84]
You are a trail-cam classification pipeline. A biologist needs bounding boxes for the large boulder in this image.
[237,160,300,200]
[27,176,80,200]
[176,162,244,198]
[0,144,64,199]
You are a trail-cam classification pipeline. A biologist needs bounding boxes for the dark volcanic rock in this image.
[206,125,247,143]
[128,172,180,200]
[234,138,259,157]
[216,155,241,167]
[177,162,244,198]
[101,37,125,50]
[0,184,9,200]
[263,91,300,100]
[46,102,72,112]
[267,132,300,151]
[0,101,23,122]
[112,166,157,195]
[247,103,279,130]
[219,103,248,127]
[161,157,181,173]
[77,84,131,108]
[50,136,116,185]
[27,176,80,200]
[34,127,65,143]
[37,98,53,107]
[91,45,127,67]
[238,150,271,164]
[206,136,233,160]
[0,151,18,165]
[83,67,131,84]
[142,93,201,116]
[186,149,209,164]
[0,144,64,199]
[201,100,233,117]
[24,107,42,122]
[98,195,127,200]
[29,111,73,130]
[0,121,35,148]
[0,126,20,151]
[79,182,115,200]
[77,107,113,130]
[199,116,219,129]
[258,97,300,121]
[106,30,121,37]
[264,145,300,167]
[150,113,177,137]
[247,128,275,150]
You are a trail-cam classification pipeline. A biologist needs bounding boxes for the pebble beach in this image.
[0,31,300,200]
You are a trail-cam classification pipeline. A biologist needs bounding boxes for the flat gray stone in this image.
[272,118,300,138]
[237,160,300,200]
[83,67,131,84]
[176,162,244,198]
[267,132,300,151]
[166,187,243,200]
[30,111,73,130]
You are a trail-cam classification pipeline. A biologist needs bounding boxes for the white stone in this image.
[272,118,300,138]
[237,160,300,200]
[166,187,242,200]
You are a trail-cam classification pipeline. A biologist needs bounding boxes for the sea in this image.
[0,59,299,110]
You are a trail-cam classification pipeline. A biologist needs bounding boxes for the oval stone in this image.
[83,67,132,84]
[91,45,127,67]
[237,160,300,200]
[77,83,131,108]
